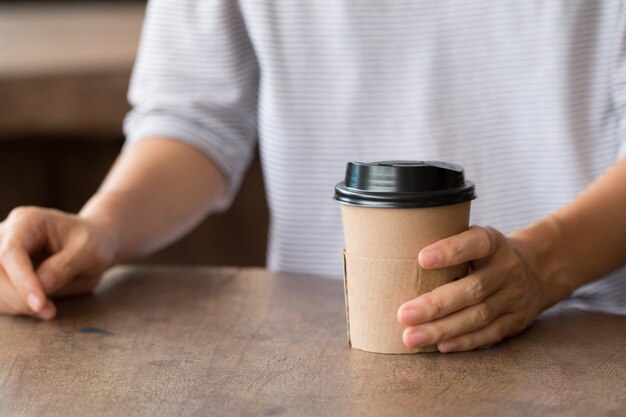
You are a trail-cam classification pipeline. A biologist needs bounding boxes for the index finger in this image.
[398,269,502,325]
[0,241,48,314]
[418,226,499,269]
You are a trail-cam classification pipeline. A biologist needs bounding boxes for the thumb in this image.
[36,245,92,295]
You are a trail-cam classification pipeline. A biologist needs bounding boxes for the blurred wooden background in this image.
[0,2,269,266]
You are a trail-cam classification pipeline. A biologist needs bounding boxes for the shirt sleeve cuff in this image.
[123,111,255,212]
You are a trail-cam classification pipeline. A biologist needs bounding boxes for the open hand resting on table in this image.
[0,207,117,320]
[397,225,556,353]
[0,139,230,321]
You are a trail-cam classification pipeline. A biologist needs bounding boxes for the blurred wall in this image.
[0,2,269,267]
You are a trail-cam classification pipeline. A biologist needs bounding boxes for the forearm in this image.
[79,137,227,262]
[512,154,626,307]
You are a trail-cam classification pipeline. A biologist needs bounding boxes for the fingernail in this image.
[406,330,427,347]
[27,292,43,312]
[38,271,55,288]
[37,304,55,321]
[419,250,440,268]
[439,340,457,353]
[399,308,419,324]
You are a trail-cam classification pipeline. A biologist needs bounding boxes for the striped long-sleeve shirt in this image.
[124,0,626,314]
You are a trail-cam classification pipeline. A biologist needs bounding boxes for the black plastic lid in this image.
[334,160,476,208]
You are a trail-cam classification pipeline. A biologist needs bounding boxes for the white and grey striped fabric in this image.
[124,0,626,314]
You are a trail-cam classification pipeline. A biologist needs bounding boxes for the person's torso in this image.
[238,1,624,291]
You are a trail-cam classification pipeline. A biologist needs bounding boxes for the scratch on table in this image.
[79,327,114,336]
[596,342,626,369]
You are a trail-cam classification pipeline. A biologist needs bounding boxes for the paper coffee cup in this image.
[334,161,476,354]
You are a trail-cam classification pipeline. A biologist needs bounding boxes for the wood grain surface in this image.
[0,267,624,417]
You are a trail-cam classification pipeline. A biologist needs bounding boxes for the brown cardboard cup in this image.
[334,161,476,354]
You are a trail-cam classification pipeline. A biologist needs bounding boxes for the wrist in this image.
[509,215,574,310]
[79,194,124,265]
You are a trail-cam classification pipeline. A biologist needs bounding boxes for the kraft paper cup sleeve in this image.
[342,250,351,347]
[343,252,443,354]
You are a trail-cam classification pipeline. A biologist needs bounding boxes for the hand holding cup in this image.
[398,225,547,352]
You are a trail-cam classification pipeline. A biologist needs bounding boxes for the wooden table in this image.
[0,267,624,417]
